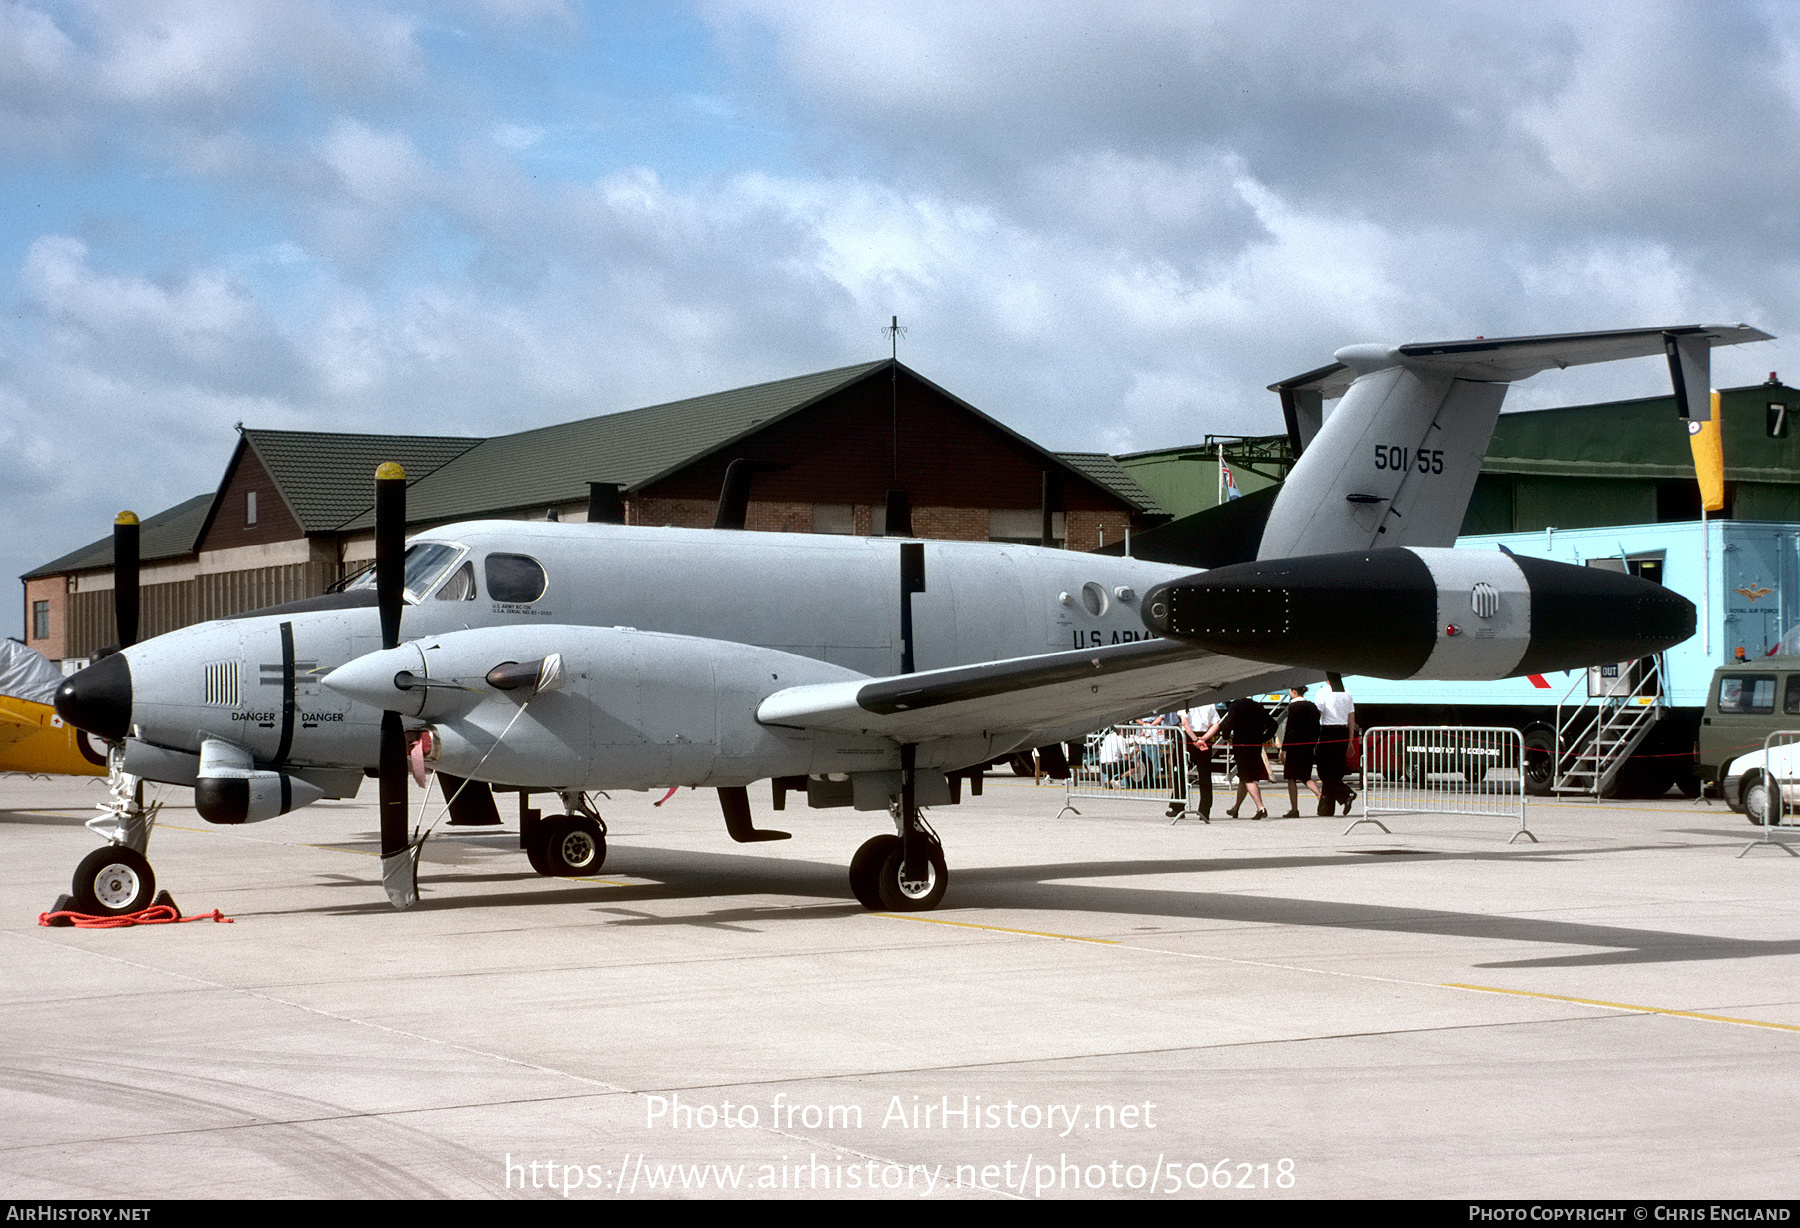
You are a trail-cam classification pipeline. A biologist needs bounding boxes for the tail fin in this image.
[1258,323,1771,560]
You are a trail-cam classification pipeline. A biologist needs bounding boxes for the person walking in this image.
[1279,684,1324,818]
[1199,694,1275,820]
[1316,679,1357,816]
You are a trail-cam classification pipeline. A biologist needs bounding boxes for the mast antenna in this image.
[884,315,908,479]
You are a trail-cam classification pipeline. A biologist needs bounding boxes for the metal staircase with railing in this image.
[1551,654,1669,798]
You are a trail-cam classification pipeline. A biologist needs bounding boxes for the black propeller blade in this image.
[374,461,417,909]
[113,511,139,650]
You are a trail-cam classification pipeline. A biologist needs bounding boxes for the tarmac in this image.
[3,768,1797,1201]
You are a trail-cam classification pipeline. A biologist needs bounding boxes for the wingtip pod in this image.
[1141,548,1693,682]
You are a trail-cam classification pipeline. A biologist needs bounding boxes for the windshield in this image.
[346,543,464,603]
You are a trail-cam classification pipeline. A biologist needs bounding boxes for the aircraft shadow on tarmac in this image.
[286,837,1800,970]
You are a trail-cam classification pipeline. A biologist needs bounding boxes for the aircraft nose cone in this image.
[55,651,132,741]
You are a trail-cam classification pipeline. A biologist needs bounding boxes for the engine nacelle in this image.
[1140,546,1695,681]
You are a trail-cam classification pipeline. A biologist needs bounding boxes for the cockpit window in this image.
[485,553,547,603]
[346,543,464,603]
[434,561,477,601]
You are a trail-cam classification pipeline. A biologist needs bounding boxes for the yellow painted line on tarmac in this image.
[1445,982,1800,1033]
[870,912,1117,944]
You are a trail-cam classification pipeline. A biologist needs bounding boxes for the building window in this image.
[246,491,258,526]
[32,600,49,640]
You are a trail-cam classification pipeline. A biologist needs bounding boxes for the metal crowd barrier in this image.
[1740,729,1800,858]
[1059,724,1196,819]
[1357,726,1533,843]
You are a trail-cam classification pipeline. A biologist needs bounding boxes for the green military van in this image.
[1700,655,1800,819]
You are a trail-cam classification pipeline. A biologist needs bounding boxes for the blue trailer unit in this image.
[1347,519,1800,795]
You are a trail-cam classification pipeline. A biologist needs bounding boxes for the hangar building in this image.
[21,360,1162,668]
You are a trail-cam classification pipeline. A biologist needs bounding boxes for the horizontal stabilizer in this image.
[1271,322,1773,403]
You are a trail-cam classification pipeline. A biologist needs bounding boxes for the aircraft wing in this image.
[756,638,1312,745]
[0,703,39,748]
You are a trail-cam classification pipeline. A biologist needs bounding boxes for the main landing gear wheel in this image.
[847,834,948,911]
[532,815,606,876]
[848,835,899,909]
[878,840,947,911]
[70,844,155,917]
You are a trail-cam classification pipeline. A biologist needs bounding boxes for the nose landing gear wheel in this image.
[532,815,606,876]
[71,845,155,916]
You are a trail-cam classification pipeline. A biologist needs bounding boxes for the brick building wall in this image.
[626,497,715,529]
[1065,509,1133,554]
[24,575,66,661]
[743,501,813,534]
[911,506,991,542]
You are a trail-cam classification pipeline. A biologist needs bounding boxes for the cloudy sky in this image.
[6,0,1800,637]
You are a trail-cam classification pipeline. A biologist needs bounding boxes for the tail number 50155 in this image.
[1374,445,1444,474]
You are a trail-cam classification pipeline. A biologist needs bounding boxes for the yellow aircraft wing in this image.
[0,695,108,777]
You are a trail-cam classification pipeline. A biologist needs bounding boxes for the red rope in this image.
[38,904,232,929]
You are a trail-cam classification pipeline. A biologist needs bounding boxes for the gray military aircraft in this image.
[52,323,1765,916]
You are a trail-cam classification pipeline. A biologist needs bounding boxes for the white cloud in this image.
[6,1,1800,633]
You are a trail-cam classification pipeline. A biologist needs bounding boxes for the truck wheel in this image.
[1522,728,1555,797]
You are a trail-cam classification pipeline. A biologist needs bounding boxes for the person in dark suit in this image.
[1279,685,1323,818]
[1199,695,1274,820]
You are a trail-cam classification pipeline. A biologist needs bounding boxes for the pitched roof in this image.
[342,361,890,528]
[22,493,214,579]
[240,429,486,532]
[1054,452,1167,515]
[27,359,1154,578]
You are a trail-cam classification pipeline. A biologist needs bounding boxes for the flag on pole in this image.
[1222,461,1242,501]
[1687,390,1724,512]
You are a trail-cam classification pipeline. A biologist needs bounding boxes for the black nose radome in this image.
[55,652,132,741]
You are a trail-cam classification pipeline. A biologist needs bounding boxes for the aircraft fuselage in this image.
[94,521,1197,787]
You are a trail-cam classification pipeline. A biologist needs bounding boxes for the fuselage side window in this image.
[486,553,547,603]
